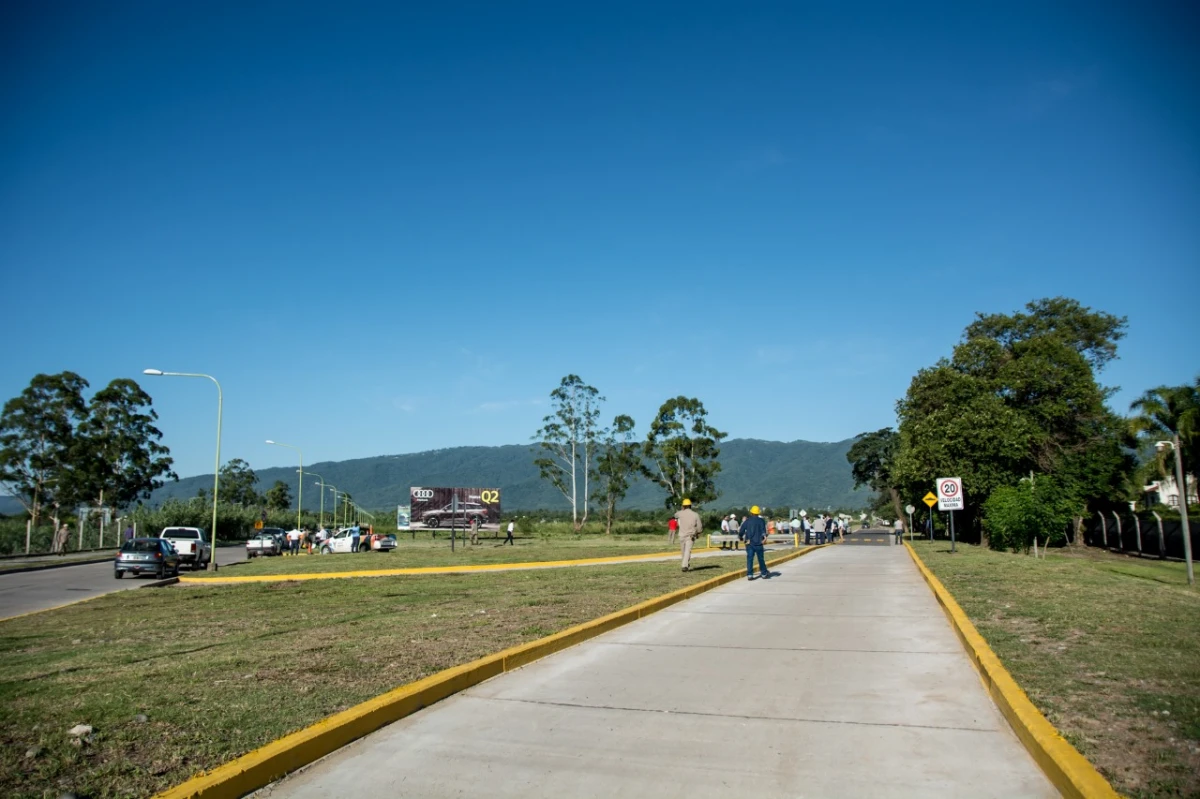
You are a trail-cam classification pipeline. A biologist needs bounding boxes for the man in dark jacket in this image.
[739,506,770,580]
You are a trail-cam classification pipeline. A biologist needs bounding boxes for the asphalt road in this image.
[0,546,248,620]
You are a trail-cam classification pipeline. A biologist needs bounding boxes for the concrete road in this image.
[261,544,1057,799]
[0,546,248,620]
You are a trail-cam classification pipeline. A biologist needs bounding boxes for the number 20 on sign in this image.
[937,477,964,511]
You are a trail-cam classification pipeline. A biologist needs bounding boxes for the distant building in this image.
[1143,475,1198,508]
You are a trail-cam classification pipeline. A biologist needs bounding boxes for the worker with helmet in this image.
[674,498,703,572]
[739,506,770,580]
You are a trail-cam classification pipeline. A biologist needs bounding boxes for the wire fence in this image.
[1079,511,1198,561]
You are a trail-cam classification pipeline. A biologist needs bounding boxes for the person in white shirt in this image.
[286,528,301,556]
[504,520,515,545]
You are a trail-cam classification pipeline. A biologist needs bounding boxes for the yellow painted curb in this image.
[154,545,825,799]
[179,547,728,584]
[903,543,1119,799]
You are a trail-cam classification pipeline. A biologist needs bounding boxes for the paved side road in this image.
[260,545,1057,798]
[0,546,248,620]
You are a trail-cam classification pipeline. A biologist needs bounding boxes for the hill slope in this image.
[145,438,866,513]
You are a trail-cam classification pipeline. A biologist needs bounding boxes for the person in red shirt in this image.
[667,516,679,545]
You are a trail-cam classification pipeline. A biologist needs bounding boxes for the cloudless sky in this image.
[2,1,1197,479]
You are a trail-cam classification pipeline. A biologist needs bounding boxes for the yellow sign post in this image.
[254,519,264,530]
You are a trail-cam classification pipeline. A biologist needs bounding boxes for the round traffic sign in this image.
[939,479,960,497]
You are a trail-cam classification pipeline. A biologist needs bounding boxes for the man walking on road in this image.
[674,499,702,572]
[504,520,515,545]
[739,506,769,580]
[894,518,904,544]
[52,523,69,555]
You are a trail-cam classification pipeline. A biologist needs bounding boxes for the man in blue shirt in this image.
[739,506,770,581]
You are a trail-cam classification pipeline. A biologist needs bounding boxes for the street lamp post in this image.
[143,369,222,572]
[1158,438,1194,587]
[304,471,326,529]
[266,440,303,531]
[323,484,340,528]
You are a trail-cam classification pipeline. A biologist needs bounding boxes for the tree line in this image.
[532,375,726,534]
[0,372,177,528]
[0,373,312,537]
[846,297,1197,552]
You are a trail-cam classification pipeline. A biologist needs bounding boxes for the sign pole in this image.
[950,510,956,553]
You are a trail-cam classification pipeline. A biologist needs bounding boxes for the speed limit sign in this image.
[937,477,964,511]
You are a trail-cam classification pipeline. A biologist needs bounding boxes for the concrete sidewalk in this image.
[260,544,1057,798]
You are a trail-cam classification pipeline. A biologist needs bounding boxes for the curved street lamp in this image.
[303,470,328,529]
[143,369,221,572]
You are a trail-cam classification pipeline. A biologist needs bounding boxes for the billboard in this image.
[409,487,501,530]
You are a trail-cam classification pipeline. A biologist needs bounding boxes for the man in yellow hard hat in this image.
[739,505,770,580]
[674,498,703,572]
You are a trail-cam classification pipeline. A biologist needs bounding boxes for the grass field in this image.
[0,556,745,799]
[908,540,1200,799]
[189,535,737,578]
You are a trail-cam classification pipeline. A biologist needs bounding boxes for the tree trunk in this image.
[889,487,905,532]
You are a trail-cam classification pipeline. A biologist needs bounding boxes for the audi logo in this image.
[412,489,434,499]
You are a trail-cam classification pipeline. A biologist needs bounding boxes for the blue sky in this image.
[2,1,1197,479]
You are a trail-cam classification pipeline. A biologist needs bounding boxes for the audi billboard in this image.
[409,487,501,530]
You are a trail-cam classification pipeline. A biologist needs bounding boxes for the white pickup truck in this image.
[159,527,212,570]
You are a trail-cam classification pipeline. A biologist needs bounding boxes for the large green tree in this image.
[263,480,293,511]
[846,428,905,525]
[532,375,604,531]
[642,396,726,509]
[0,372,89,526]
[218,459,261,507]
[1130,377,1200,506]
[591,415,640,535]
[67,378,177,510]
[891,297,1132,542]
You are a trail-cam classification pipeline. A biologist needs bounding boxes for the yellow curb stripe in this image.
[154,545,826,799]
[903,543,1119,799]
[178,547,730,584]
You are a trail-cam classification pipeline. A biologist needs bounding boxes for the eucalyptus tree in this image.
[592,414,639,535]
[532,375,604,531]
[0,372,88,526]
[219,459,262,507]
[68,378,177,511]
[264,480,293,511]
[642,396,726,509]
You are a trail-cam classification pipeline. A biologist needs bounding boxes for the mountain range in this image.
[141,438,866,513]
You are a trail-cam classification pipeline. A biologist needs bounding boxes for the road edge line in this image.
[903,542,1119,799]
[177,546,736,584]
[153,544,825,799]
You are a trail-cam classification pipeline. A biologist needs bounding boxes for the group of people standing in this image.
[671,503,855,580]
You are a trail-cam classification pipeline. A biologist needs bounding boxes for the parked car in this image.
[258,527,286,548]
[321,528,397,553]
[159,527,211,570]
[246,533,281,558]
[115,538,181,579]
[421,502,488,527]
